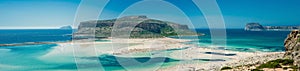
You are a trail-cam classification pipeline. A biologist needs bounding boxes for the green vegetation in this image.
[161,27,177,37]
[78,16,200,38]
[298,38,300,42]
[289,65,299,70]
[250,69,263,71]
[257,59,294,69]
[220,66,232,70]
[281,59,294,65]
[254,59,297,71]
[283,67,288,70]
[221,59,297,71]
[257,60,281,69]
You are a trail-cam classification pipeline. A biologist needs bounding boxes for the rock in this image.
[75,15,198,38]
[284,30,300,67]
[245,23,265,31]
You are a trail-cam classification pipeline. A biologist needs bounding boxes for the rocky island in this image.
[75,15,198,38]
[245,23,300,31]
[59,25,72,30]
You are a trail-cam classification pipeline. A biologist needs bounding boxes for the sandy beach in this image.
[39,37,284,71]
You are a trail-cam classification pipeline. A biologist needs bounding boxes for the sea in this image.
[0,29,291,71]
[187,29,290,52]
[0,29,72,44]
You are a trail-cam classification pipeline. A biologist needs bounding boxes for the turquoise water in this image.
[91,54,180,70]
[0,44,59,71]
[174,29,290,52]
[0,29,291,70]
[29,54,180,71]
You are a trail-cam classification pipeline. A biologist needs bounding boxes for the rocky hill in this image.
[245,23,300,31]
[75,15,198,38]
[244,23,265,31]
[284,30,300,67]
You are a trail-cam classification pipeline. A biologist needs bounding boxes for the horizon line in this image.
[0,27,244,30]
[0,27,60,29]
[0,26,78,29]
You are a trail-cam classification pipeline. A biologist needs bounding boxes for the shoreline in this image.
[55,37,284,71]
[157,52,284,71]
[2,37,285,71]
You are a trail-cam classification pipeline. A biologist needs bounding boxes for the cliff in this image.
[75,15,197,38]
[245,23,300,31]
[284,30,300,67]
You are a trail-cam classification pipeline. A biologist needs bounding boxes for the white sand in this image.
[39,37,282,71]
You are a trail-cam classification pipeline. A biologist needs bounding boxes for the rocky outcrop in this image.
[60,25,72,30]
[245,23,265,31]
[75,15,197,38]
[245,23,300,31]
[284,30,300,67]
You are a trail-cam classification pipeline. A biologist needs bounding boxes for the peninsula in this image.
[74,15,198,38]
[245,23,300,31]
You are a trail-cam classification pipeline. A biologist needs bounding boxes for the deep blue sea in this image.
[0,29,72,44]
[190,29,289,52]
[0,29,291,70]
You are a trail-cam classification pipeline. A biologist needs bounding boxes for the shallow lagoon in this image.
[0,42,190,71]
[0,29,291,70]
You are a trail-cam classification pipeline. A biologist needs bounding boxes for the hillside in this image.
[75,15,198,38]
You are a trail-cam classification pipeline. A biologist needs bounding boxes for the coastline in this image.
[41,37,284,71]
[1,37,284,71]
[158,52,284,71]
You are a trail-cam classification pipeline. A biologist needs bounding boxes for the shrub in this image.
[283,67,288,70]
[282,59,294,65]
[289,65,299,69]
[251,69,263,71]
[221,66,232,70]
[257,60,282,69]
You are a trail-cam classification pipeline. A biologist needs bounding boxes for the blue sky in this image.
[0,0,300,29]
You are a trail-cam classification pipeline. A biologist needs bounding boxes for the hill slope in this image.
[75,15,198,38]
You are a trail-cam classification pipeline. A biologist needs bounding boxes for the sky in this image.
[0,0,300,29]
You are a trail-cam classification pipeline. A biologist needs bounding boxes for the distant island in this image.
[59,25,72,30]
[245,23,300,31]
[75,15,199,38]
